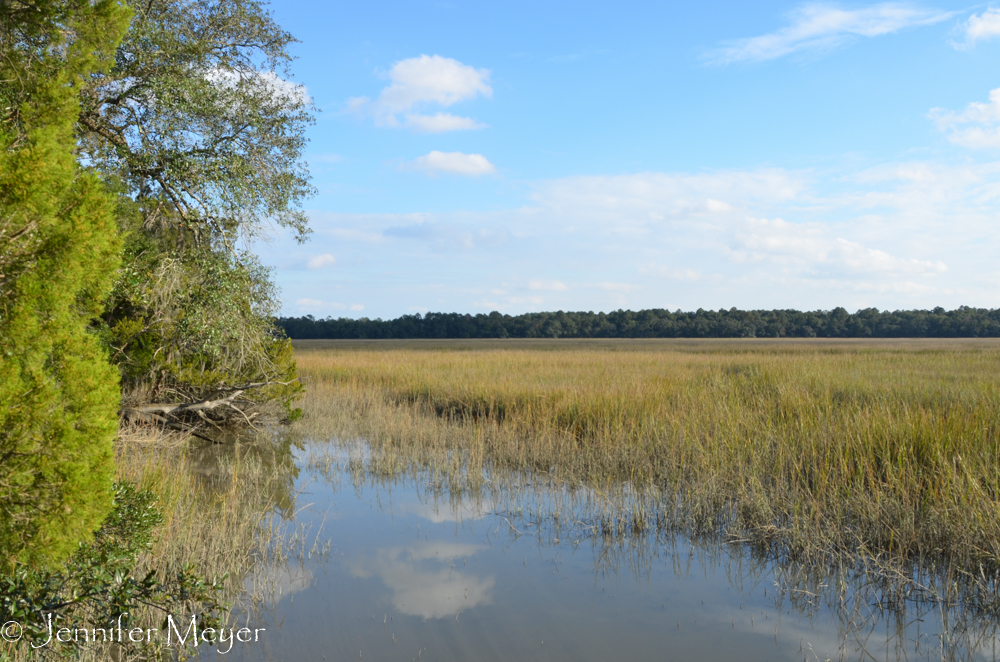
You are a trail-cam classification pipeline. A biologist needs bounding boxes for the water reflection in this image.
[244,562,313,608]
[349,542,494,619]
[186,429,300,518]
[392,499,493,524]
[199,440,1000,662]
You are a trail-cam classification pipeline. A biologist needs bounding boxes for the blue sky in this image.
[257,1,1000,318]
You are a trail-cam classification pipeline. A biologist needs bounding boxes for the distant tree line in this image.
[278,307,1000,340]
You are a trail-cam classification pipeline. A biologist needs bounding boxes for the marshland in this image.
[8,338,1000,662]
[206,337,1000,661]
[293,338,1000,570]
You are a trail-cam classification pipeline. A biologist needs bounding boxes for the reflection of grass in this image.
[293,339,1000,588]
[0,425,302,662]
[114,423,298,587]
[305,439,1000,662]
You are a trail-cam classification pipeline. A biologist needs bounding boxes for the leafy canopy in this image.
[78,0,314,405]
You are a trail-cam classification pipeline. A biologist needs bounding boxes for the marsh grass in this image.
[1,424,306,662]
[113,423,300,587]
[303,440,1000,662]
[292,339,1000,607]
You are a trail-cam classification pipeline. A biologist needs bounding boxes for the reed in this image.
[113,423,298,585]
[0,424,302,662]
[291,339,1000,578]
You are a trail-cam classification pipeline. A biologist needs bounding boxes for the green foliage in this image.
[79,0,314,246]
[0,482,227,659]
[279,306,1000,340]
[75,0,313,405]
[101,229,297,401]
[0,0,131,569]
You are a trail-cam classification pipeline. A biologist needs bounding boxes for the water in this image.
[199,441,1000,662]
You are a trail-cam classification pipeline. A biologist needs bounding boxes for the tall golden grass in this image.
[292,339,1000,575]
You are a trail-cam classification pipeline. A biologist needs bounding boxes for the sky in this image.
[256,0,1000,319]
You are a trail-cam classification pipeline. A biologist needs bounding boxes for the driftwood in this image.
[121,380,297,443]
[125,390,246,417]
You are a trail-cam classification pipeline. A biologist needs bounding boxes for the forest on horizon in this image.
[278,306,1000,340]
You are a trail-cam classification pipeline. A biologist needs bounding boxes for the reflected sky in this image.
[243,562,313,609]
[201,442,1000,662]
[391,498,493,525]
[349,542,494,619]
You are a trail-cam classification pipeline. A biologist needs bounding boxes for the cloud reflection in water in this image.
[392,497,493,524]
[350,542,494,619]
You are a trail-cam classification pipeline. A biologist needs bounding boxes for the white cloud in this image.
[306,253,336,269]
[377,55,492,112]
[266,159,1000,316]
[505,296,544,305]
[533,169,803,216]
[528,279,568,291]
[349,303,365,311]
[639,264,703,281]
[706,198,733,212]
[930,88,1000,149]
[529,167,963,286]
[958,7,1000,47]
[706,3,953,64]
[938,125,1000,149]
[406,151,497,176]
[350,55,491,132]
[404,113,487,133]
[730,217,948,274]
[594,282,641,292]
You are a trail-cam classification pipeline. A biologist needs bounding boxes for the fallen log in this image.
[119,379,297,442]
[122,391,253,443]
[124,390,245,417]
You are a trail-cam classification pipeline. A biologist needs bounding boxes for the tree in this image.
[77,0,313,407]
[0,0,131,569]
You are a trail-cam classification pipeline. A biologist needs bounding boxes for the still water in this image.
[200,441,1000,662]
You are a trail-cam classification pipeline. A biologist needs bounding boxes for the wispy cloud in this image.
[404,151,497,176]
[955,7,1000,48]
[533,169,804,214]
[527,279,568,291]
[306,253,336,269]
[930,87,1000,149]
[309,153,344,165]
[729,216,948,274]
[705,3,953,64]
[348,55,491,132]
[639,264,703,281]
[296,297,344,310]
[265,158,1000,316]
